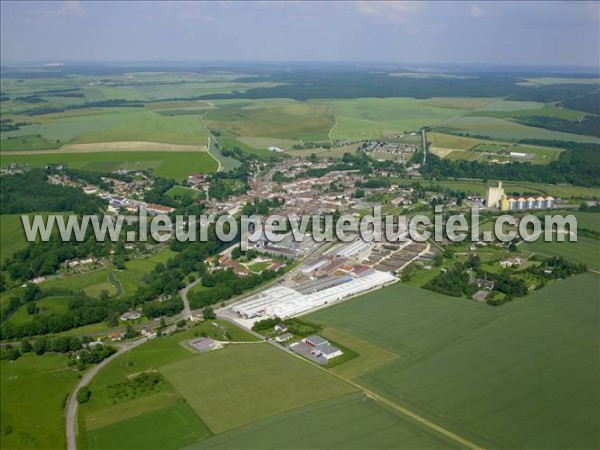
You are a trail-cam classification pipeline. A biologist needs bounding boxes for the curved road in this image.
[66,337,149,450]
[179,278,203,320]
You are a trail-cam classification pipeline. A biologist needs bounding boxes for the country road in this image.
[179,277,203,319]
[66,337,149,450]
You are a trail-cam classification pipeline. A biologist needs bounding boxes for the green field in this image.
[1,108,208,149]
[436,116,600,143]
[327,98,468,140]
[0,212,71,263]
[113,249,176,297]
[0,354,79,450]
[522,235,600,271]
[84,401,212,450]
[39,269,116,297]
[206,100,333,141]
[187,393,461,450]
[161,343,355,433]
[9,295,73,325]
[0,151,218,179]
[308,274,600,449]
[165,185,202,200]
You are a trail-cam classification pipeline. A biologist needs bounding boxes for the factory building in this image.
[232,270,396,319]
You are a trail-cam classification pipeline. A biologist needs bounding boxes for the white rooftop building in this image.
[233,270,396,320]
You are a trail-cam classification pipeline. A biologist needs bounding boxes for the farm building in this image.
[304,335,329,347]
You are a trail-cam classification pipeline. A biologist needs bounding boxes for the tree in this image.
[202,306,216,320]
[159,317,167,329]
[433,255,444,267]
[76,386,91,404]
[176,319,187,328]
[2,347,20,361]
[21,339,32,353]
[507,242,518,252]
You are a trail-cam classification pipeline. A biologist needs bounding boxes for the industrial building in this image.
[232,270,396,320]
[486,181,555,210]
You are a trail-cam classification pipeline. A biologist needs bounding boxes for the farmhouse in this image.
[500,257,523,268]
[275,332,293,343]
[274,323,288,333]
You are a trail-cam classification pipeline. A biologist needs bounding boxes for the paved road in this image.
[179,278,203,319]
[66,337,149,450]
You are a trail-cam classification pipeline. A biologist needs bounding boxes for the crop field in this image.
[326,98,468,140]
[1,108,208,150]
[161,343,355,434]
[0,151,218,179]
[0,354,79,450]
[522,235,600,271]
[187,393,461,450]
[205,100,333,141]
[308,274,599,449]
[436,116,600,143]
[84,401,212,450]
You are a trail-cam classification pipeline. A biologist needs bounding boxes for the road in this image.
[65,337,149,450]
[179,278,203,319]
[200,111,222,172]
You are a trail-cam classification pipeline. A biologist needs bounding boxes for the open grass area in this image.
[39,269,116,297]
[84,400,212,450]
[0,354,79,450]
[161,343,355,434]
[9,295,73,325]
[0,150,218,179]
[165,185,202,200]
[187,392,461,450]
[308,274,600,449]
[327,98,468,140]
[113,248,176,297]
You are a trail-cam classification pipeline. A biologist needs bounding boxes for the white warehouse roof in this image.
[233,270,396,320]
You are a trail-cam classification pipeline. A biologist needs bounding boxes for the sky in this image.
[1,1,599,68]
